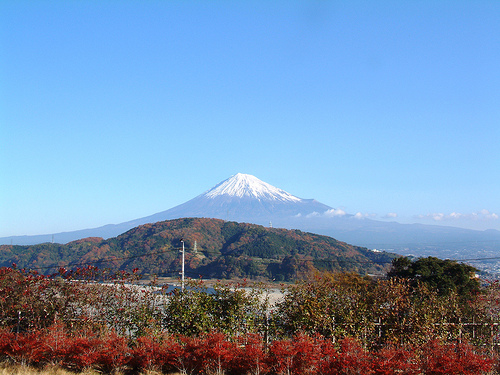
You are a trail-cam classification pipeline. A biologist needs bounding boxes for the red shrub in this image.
[129,334,181,374]
[231,333,269,375]
[331,337,373,375]
[93,332,131,373]
[420,340,493,375]
[1,325,494,375]
[316,337,340,375]
[37,322,72,366]
[64,334,101,371]
[267,335,321,375]
[372,346,419,375]
[197,331,238,375]
[130,336,164,372]
[173,335,204,375]
[268,338,297,375]
[289,333,321,374]
[0,328,15,359]
[2,330,43,366]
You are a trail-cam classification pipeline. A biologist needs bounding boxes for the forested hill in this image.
[0,218,396,280]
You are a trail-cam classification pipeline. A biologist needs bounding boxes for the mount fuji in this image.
[3,173,500,263]
[1,173,332,245]
[150,173,334,226]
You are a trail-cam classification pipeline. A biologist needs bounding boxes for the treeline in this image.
[1,257,499,374]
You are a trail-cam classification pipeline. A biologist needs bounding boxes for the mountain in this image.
[1,173,332,245]
[0,218,396,280]
[2,173,500,269]
[149,173,333,225]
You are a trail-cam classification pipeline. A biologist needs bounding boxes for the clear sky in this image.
[1,1,499,237]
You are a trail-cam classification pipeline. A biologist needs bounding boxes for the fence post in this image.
[491,323,494,354]
[363,318,368,349]
[16,311,21,335]
[458,317,462,344]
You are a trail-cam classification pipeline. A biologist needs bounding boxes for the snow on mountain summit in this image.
[203,173,302,203]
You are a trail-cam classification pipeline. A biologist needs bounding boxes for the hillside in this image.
[0,218,396,280]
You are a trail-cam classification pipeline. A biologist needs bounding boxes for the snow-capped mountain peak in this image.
[203,173,302,203]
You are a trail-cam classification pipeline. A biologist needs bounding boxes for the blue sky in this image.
[1,1,499,237]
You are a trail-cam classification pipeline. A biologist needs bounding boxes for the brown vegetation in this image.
[0,259,498,374]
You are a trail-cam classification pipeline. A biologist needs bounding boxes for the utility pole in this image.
[180,238,185,292]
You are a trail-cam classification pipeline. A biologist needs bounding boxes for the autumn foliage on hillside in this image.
[0,263,499,374]
[0,218,396,279]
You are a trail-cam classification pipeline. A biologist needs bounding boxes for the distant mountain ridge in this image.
[2,173,500,267]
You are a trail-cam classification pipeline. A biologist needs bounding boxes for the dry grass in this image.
[0,363,180,375]
[0,363,99,375]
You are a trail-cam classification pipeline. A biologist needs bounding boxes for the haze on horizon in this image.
[1,1,499,237]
